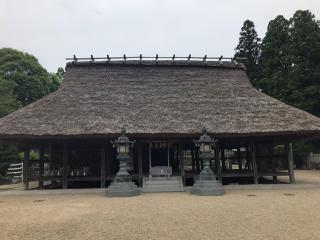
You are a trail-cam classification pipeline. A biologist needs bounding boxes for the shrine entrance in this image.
[148,141,180,177]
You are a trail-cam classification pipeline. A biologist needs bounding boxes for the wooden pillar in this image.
[23,147,30,190]
[250,141,258,184]
[106,143,111,178]
[245,146,251,170]
[237,146,242,170]
[148,138,152,177]
[39,146,45,188]
[178,143,185,185]
[137,142,143,187]
[100,143,106,188]
[270,145,277,183]
[62,143,68,189]
[287,143,296,184]
[48,144,53,171]
[195,148,200,172]
[191,148,195,172]
[221,143,226,171]
[215,142,222,182]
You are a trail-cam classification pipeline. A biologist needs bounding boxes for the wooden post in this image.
[48,144,53,171]
[191,148,195,172]
[250,141,258,184]
[62,143,68,189]
[106,142,111,178]
[287,143,296,184]
[39,147,45,188]
[270,145,277,183]
[137,142,143,187]
[221,143,226,171]
[195,148,200,172]
[149,138,152,177]
[245,146,251,170]
[100,143,106,188]
[178,143,185,185]
[237,146,242,170]
[23,147,30,190]
[215,142,222,182]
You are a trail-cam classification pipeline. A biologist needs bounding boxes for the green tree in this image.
[0,78,21,117]
[258,15,290,98]
[0,48,63,180]
[285,10,320,117]
[234,20,261,86]
[0,48,62,106]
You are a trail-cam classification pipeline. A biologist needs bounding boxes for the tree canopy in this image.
[234,20,261,86]
[0,48,63,180]
[235,10,320,118]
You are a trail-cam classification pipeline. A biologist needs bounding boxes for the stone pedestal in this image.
[191,158,224,196]
[106,153,140,197]
[106,181,140,197]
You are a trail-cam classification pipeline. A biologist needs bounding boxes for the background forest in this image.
[0,9,319,179]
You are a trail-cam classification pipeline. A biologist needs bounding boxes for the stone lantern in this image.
[191,127,224,196]
[106,128,140,197]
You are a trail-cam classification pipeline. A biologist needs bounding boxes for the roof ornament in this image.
[90,54,95,62]
[139,54,142,64]
[187,54,191,64]
[218,55,223,66]
[172,54,175,64]
[107,54,111,63]
[123,54,126,63]
[155,54,159,64]
[203,55,207,65]
[73,54,78,62]
[231,57,238,66]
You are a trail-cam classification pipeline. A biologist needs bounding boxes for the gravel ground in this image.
[0,170,320,240]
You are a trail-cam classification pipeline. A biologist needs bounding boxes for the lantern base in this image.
[105,181,140,197]
[191,179,224,196]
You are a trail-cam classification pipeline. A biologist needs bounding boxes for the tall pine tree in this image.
[234,20,261,86]
[258,15,290,98]
[286,10,320,117]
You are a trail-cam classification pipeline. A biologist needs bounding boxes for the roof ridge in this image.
[65,55,246,70]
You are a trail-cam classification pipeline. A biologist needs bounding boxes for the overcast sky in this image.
[0,0,319,72]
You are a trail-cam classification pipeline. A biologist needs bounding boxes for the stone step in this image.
[142,186,184,193]
[142,176,184,193]
[145,180,181,185]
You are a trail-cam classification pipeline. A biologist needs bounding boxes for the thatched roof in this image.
[1,60,320,139]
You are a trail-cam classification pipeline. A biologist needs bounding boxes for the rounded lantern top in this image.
[116,127,130,144]
[198,127,212,143]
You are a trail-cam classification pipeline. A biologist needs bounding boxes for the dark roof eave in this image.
[0,130,319,141]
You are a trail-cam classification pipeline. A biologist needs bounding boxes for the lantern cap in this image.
[111,127,135,146]
[194,127,217,145]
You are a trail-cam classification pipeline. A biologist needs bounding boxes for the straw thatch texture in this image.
[0,60,320,139]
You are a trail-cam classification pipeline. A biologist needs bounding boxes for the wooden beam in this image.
[100,143,106,188]
[138,142,143,187]
[39,147,45,188]
[215,142,222,182]
[62,143,68,189]
[287,143,296,184]
[250,141,258,184]
[23,147,30,190]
